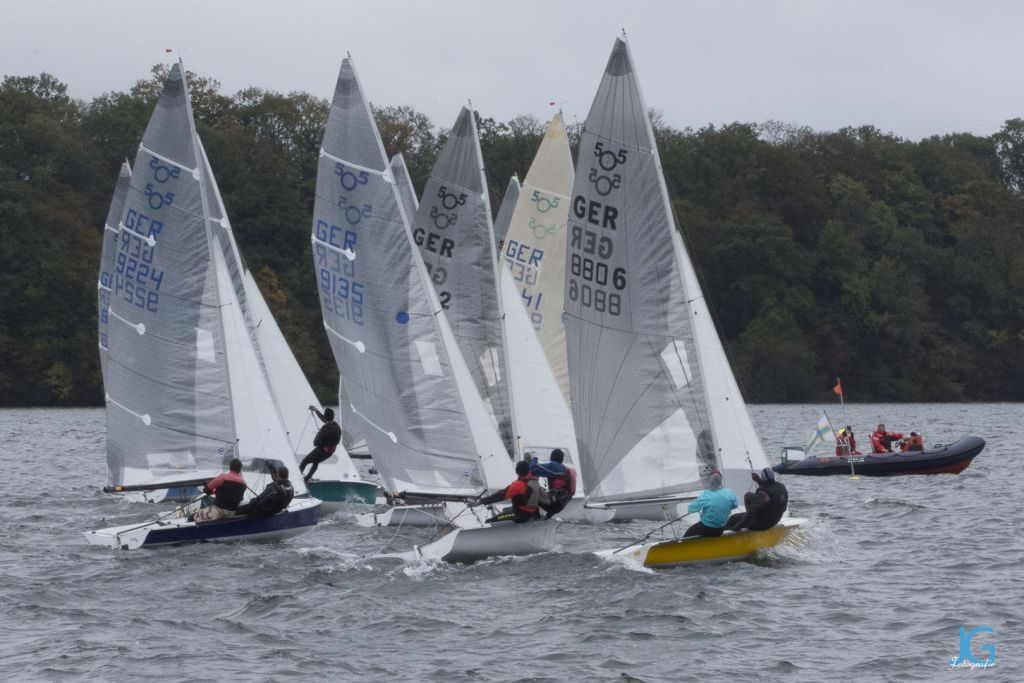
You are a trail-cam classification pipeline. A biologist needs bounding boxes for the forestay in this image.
[411,107,517,457]
[311,59,511,497]
[565,37,714,504]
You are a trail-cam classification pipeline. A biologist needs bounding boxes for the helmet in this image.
[323,408,335,421]
[759,466,776,483]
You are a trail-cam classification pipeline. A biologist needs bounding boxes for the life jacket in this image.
[315,422,342,453]
[749,481,788,529]
[213,479,246,511]
[836,436,852,456]
[510,477,540,514]
[548,465,577,499]
[902,434,925,452]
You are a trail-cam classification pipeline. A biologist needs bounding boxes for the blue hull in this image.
[142,501,321,547]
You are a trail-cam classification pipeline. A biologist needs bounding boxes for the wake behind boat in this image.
[774,436,985,476]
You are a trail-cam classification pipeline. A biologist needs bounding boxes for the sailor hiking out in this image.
[473,461,549,523]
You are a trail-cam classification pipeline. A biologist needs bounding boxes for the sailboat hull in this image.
[773,437,985,476]
[355,502,496,529]
[84,498,321,550]
[307,480,378,510]
[551,498,616,524]
[378,519,560,564]
[598,518,804,568]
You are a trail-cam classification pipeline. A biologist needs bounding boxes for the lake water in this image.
[1,404,1020,681]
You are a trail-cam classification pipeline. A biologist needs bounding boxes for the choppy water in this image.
[2,404,1021,681]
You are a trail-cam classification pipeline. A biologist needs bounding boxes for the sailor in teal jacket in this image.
[683,470,738,538]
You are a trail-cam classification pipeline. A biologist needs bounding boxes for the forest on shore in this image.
[1,66,1023,406]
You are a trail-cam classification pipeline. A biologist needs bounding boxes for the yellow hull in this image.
[614,518,803,568]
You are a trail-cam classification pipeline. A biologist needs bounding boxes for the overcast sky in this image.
[3,0,1023,140]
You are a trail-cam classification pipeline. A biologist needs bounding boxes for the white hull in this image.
[590,497,694,522]
[379,519,560,564]
[354,502,496,529]
[84,497,321,550]
[552,497,616,524]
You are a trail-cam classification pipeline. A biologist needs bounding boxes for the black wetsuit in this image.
[237,479,294,518]
[301,421,341,480]
[725,481,788,531]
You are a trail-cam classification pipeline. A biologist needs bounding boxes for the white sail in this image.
[411,106,518,457]
[192,135,361,487]
[500,113,574,404]
[565,37,716,505]
[98,161,132,385]
[493,175,520,250]
[102,63,235,488]
[99,62,309,494]
[312,58,512,497]
[499,268,578,473]
[676,233,769,494]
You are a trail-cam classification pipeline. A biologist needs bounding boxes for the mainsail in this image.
[565,37,714,504]
[311,58,511,496]
[411,107,517,457]
[500,113,574,404]
[101,63,307,494]
[98,161,132,385]
[493,175,520,250]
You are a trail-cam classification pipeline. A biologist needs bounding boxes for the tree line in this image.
[1,66,1022,405]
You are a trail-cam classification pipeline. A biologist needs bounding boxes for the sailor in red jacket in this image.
[835,426,861,456]
[192,458,247,522]
[473,461,547,523]
[870,424,904,453]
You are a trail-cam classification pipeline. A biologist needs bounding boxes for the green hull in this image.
[307,480,378,505]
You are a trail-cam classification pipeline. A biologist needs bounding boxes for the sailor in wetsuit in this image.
[723,467,788,532]
[192,458,247,522]
[529,449,577,518]
[300,407,342,483]
[237,464,294,519]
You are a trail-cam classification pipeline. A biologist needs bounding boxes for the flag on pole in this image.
[833,379,843,396]
[806,413,836,452]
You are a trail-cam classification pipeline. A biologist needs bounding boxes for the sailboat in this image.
[410,105,518,459]
[495,113,608,522]
[566,36,802,566]
[86,62,320,549]
[312,57,556,561]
